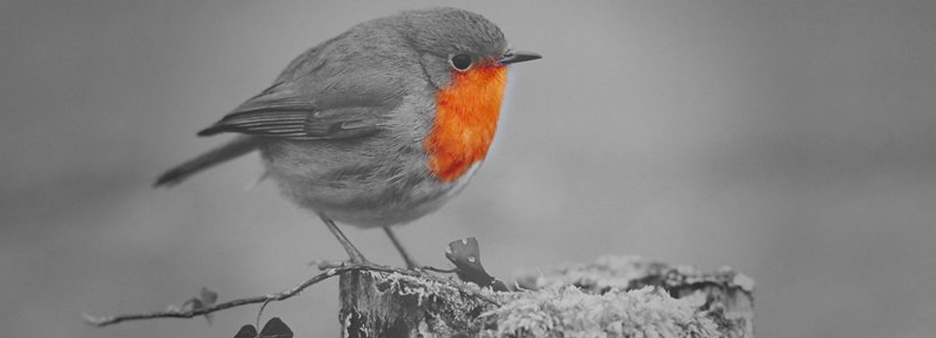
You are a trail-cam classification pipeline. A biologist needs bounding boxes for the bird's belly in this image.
[260,140,481,228]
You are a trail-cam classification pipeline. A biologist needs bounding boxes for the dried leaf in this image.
[200,287,218,307]
[445,238,508,291]
[184,287,219,325]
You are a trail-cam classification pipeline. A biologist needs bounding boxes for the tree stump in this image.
[339,256,755,337]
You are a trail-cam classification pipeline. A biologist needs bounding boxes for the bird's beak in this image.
[498,50,542,65]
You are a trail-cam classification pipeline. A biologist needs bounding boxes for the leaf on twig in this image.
[445,238,509,291]
[201,286,218,306]
[259,317,293,338]
[183,286,219,324]
[231,317,292,338]
[232,324,258,338]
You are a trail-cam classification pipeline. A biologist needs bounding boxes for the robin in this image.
[155,7,541,268]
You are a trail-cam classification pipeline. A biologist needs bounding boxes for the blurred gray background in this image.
[2,1,934,337]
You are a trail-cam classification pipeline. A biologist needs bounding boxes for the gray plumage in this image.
[156,7,513,228]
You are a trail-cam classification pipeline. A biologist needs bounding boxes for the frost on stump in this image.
[338,256,755,337]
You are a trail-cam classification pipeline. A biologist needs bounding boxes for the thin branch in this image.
[83,263,497,327]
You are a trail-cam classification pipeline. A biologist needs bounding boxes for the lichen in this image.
[480,285,719,338]
[366,271,494,299]
[515,256,668,292]
[516,255,754,294]
[352,270,502,335]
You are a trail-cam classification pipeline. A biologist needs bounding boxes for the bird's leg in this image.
[319,216,368,265]
[383,227,420,269]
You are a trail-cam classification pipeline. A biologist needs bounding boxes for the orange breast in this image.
[424,65,507,182]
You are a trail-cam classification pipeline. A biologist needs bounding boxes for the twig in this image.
[83,263,497,327]
[421,265,459,273]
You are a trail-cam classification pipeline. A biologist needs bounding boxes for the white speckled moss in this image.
[482,286,718,338]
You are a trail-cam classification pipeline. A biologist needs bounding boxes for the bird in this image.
[155,7,541,268]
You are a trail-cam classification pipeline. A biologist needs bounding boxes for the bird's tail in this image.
[154,136,260,187]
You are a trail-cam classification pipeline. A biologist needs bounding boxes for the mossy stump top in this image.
[339,256,754,338]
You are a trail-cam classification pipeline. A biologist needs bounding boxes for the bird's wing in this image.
[197,45,405,140]
[197,88,391,140]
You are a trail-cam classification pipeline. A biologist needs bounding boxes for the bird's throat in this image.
[424,65,507,182]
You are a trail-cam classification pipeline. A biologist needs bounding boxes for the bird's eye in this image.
[449,54,473,71]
